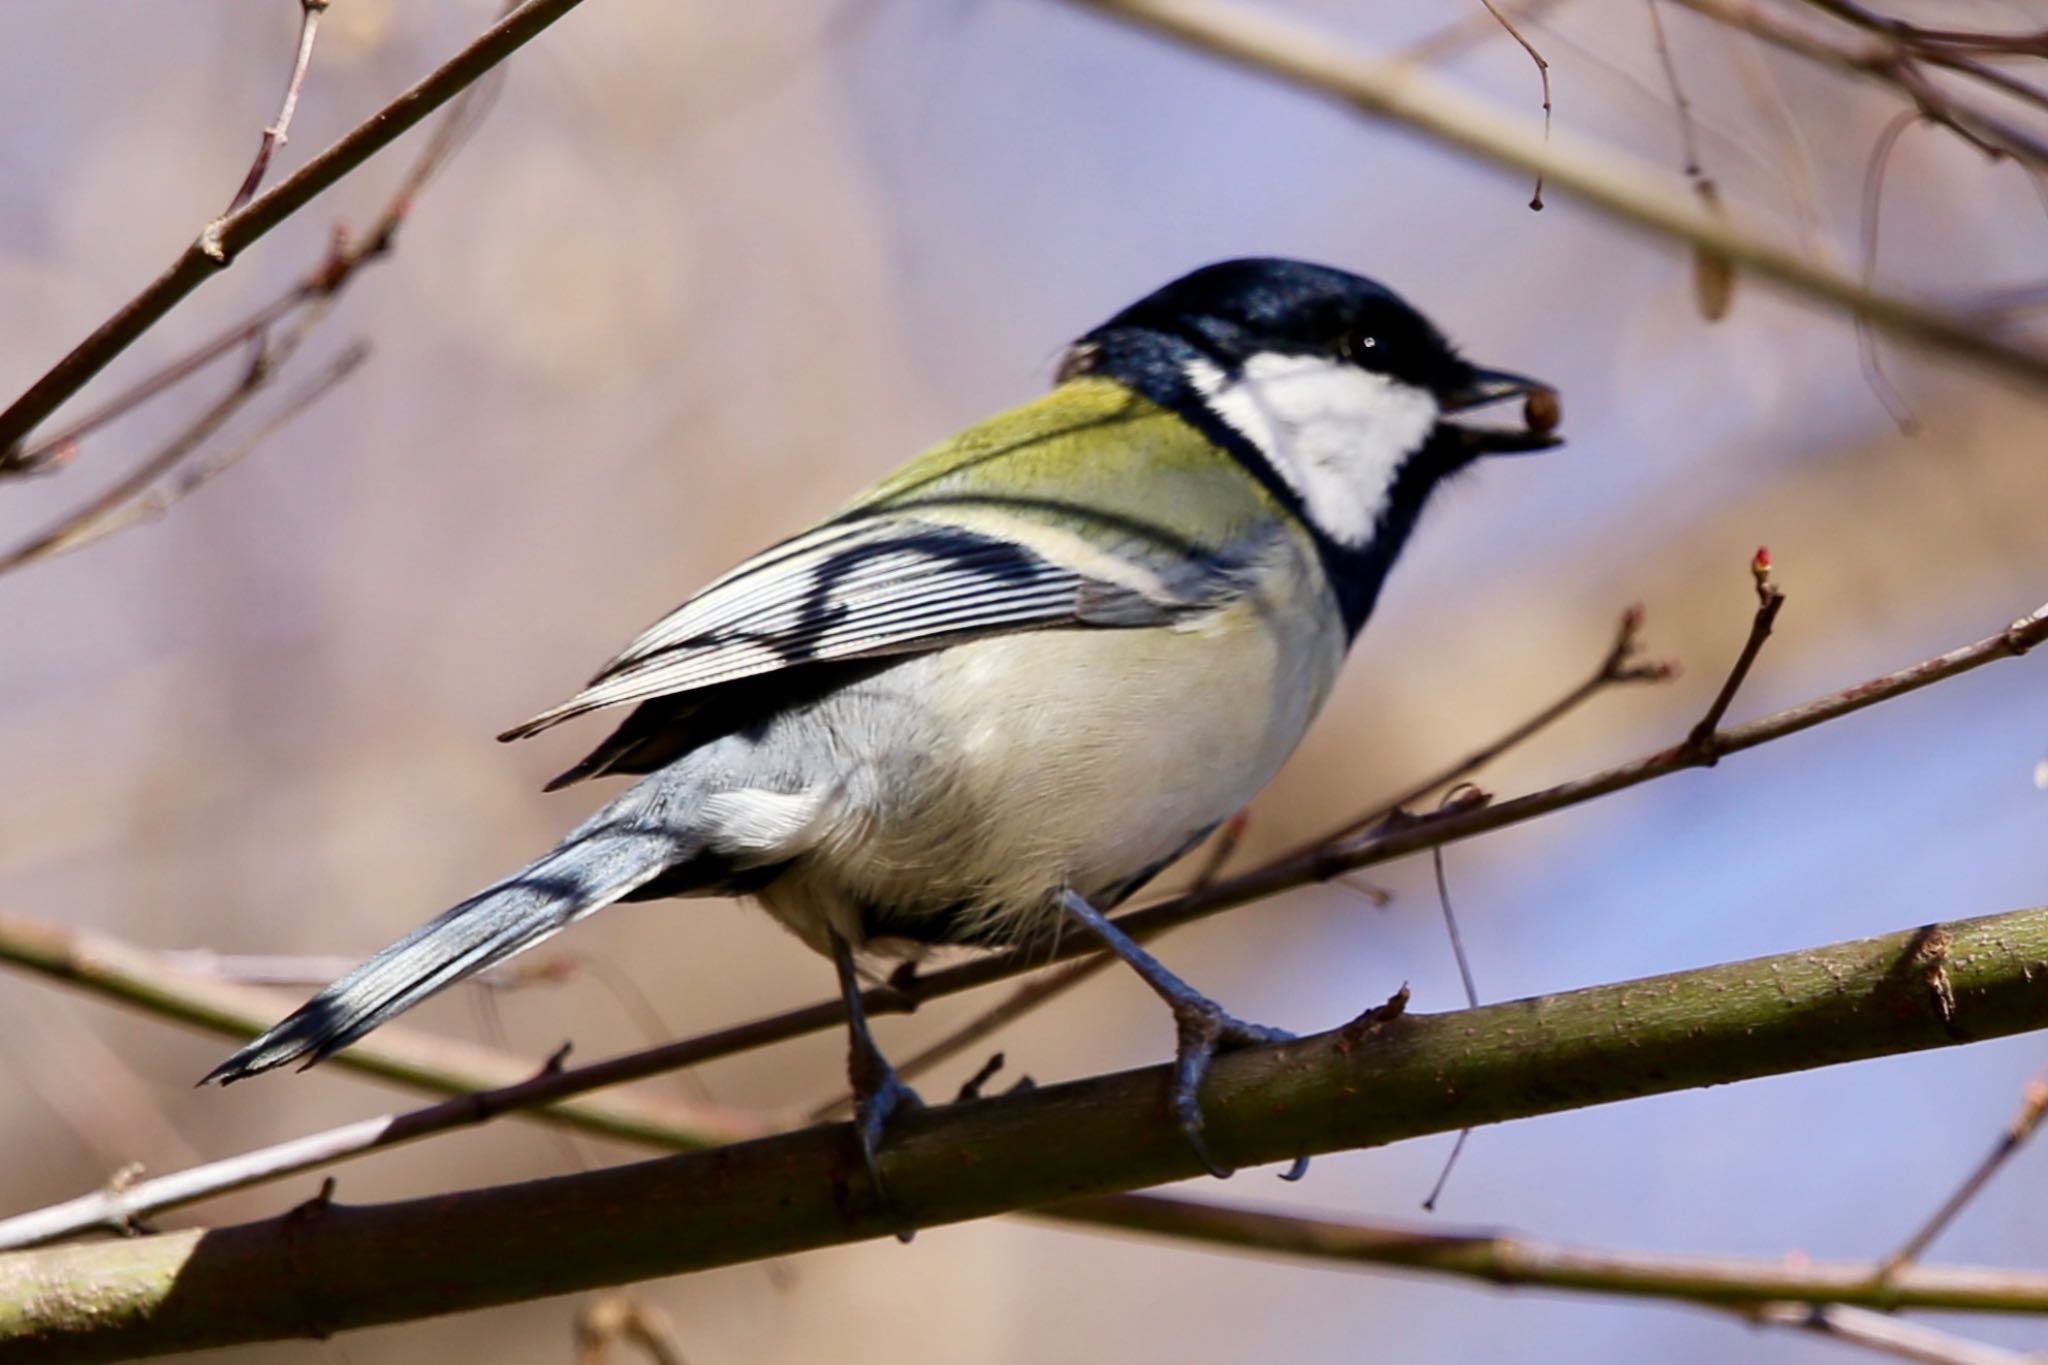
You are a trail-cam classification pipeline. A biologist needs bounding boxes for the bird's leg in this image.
[1058,890,1305,1181]
[830,930,924,1214]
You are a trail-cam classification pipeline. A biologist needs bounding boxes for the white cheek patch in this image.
[1185,353,1440,547]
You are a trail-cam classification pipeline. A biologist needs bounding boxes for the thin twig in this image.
[1057,0,2048,389]
[1401,0,1572,66]
[1750,1302,2038,1365]
[0,291,307,479]
[1878,1075,2048,1279]
[0,0,588,464]
[1420,793,1484,1212]
[0,311,329,576]
[1042,1191,2048,1316]
[1858,109,1927,434]
[1646,0,1706,180]
[1663,0,2048,168]
[1477,0,1553,208]
[224,0,330,218]
[1645,0,1738,320]
[0,1012,778,1251]
[0,909,768,1157]
[0,6,510,568]
[1684,548,1786,755]
[3,601,2042,1115]
[1314,605,1671,850]
[15,343,367,568]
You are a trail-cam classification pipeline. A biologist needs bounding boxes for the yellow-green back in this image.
[847,377,1291,564]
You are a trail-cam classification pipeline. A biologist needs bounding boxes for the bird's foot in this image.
[1169,997,1308,1182]
[848,1044,924,1240]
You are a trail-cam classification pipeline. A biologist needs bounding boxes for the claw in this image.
[1058,889,1308,1184]
[1167,996,1305,1181]
[850,1058,924,1199]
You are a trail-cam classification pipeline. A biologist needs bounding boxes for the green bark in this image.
[4,904,2046,1362]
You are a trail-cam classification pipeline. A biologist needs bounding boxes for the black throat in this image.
[1079,326,1477,640]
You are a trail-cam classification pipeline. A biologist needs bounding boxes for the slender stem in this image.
[1879,1075,2048,1277]
[1039,1192,2048,1314]
[1058,0,2048,388]
[0,910,766,1152]
[1752,1303,2035,1365]
[2,603,2041,1118]
[224,0,330,218]
[1685,551,1787,752]
[0,0,590,460]
[1310,604,1667,850]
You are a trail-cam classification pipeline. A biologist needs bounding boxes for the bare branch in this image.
[223,0,331,218]
[0,910,768,1155]
[0,5,513,565]
[2,600,2041,1116]
[1879,1074,2048,1279]
[1059,0,2048,389]
[0,0,590,464]
[1042,1192,2048,1316]
[1684,547,1787,754]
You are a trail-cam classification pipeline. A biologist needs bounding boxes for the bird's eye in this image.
[1338,332,1380,363]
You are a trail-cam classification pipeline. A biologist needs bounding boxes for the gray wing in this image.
[499,516,1237,743]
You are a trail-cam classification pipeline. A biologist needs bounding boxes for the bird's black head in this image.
[1062,258,1561,634]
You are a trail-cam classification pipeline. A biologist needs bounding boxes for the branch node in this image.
[195,223,231,266]
[2005,602,2048,655]
[1339,983,1411,1045]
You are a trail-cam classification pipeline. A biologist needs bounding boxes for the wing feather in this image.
[499,517,1202,741]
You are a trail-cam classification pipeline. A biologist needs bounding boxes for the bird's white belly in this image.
[755,582,1344,954]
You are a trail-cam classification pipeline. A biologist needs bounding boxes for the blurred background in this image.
[3,1,2046,1360]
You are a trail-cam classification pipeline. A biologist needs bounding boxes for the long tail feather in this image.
[202,809,687,1085]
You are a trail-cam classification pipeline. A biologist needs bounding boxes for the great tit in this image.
[206,257,1560,1184]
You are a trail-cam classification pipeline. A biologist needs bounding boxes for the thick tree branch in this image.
[4,902,2048,1360]
[1057,0,2048,390]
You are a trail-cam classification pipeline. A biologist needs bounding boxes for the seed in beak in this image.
[1524,387,1562,435]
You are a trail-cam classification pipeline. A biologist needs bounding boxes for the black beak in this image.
[1440,365,1563,455]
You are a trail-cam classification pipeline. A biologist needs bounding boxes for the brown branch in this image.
[1477,0,1554,208]
[224,0,330,218]
[1684,547,1787,753]
[3,600,2040,1124]
[0,910,768,1155]
[1312,603,1670,850]
[1879,1074,2048,1279]
[1040,1192,2048,1315]
[1664,0,2048,165]
[0,0,589,465]
[1057,0,2048,390]
[0,334,364,576]
[30,343,370,565]
[0,4,511,566]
